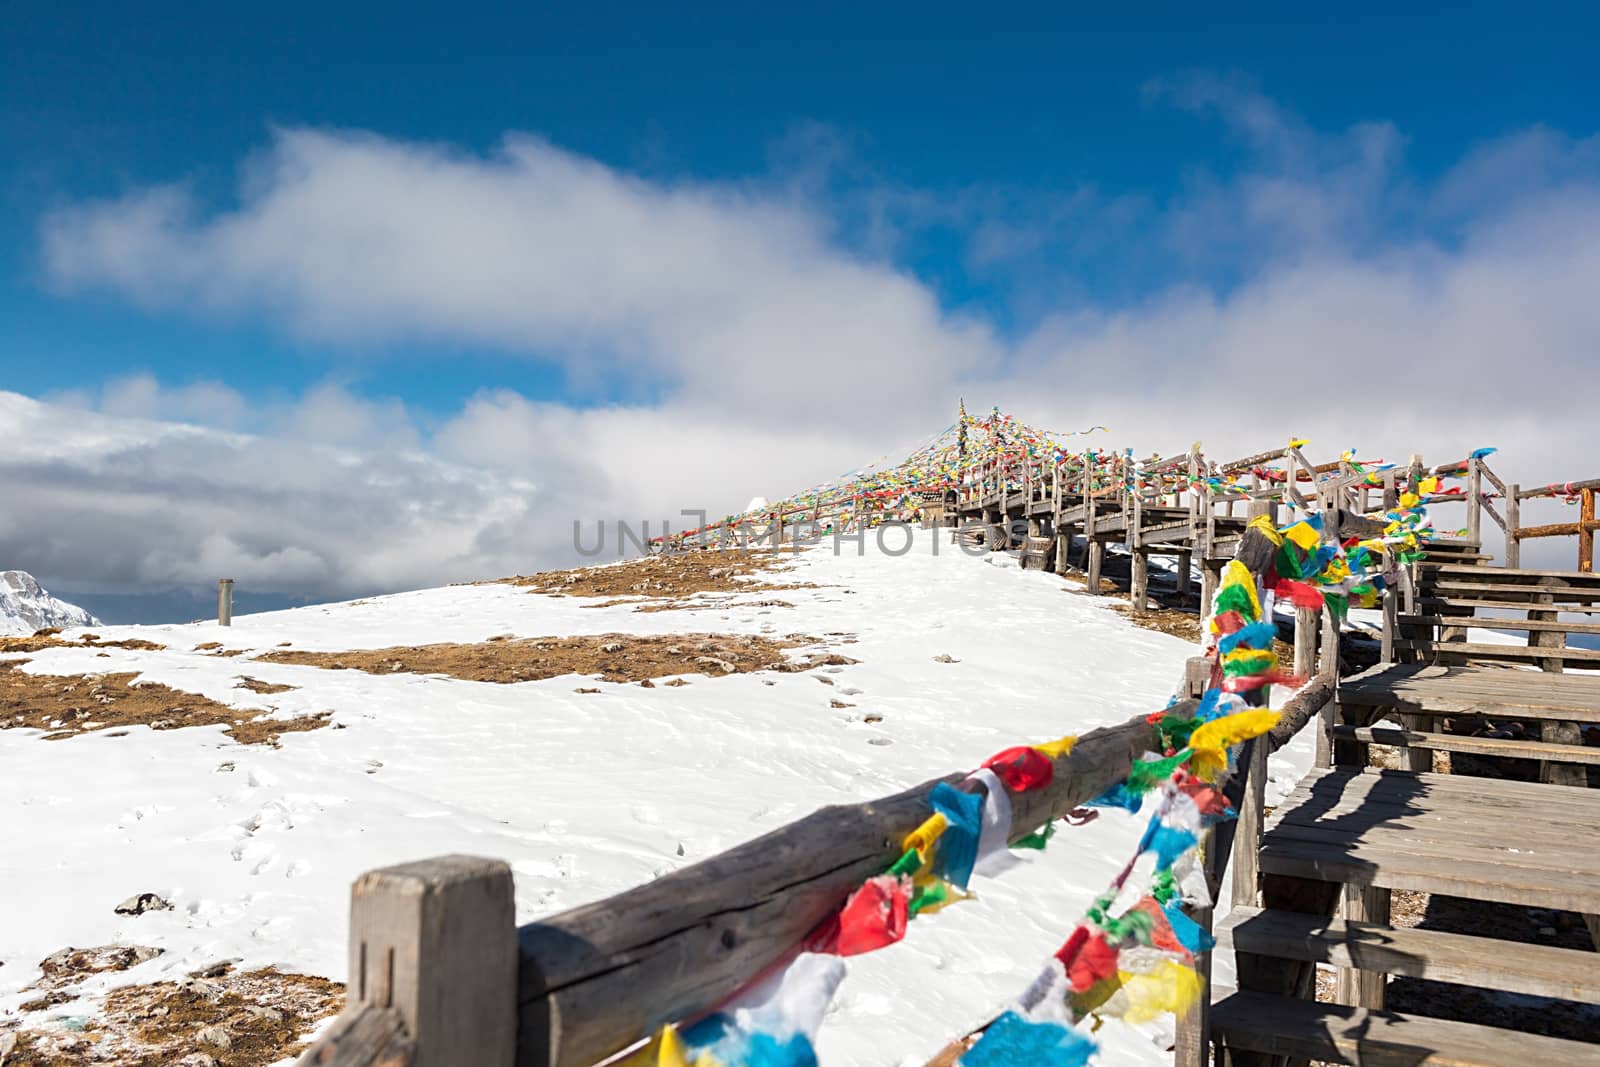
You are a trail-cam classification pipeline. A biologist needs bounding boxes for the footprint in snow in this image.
[631,804,662,826]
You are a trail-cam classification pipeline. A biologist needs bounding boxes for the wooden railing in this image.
[300,709,1174,1067]
[299,668,1336,1067]
[1506,477,1600,572]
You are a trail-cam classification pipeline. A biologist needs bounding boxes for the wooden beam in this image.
[1519,476,1600,498]
[516,715,1165,1067]
[1515,518,1600,540]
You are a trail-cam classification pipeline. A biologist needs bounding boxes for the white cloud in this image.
[21,87,1600,599]
[41,129,992,430]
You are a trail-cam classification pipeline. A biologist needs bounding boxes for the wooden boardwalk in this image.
[297,439,1600,1067]
[1206,570,1600,1065]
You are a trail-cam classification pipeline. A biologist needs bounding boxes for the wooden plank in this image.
[1269,784,1600,835]
[516,714,1163,1067]
[1344,662,1600,703]
[1332,724,1600,764]
[1257,837,1600,912]
[1418,579,1600,600]
[1420,562,1600,583]
[1391,639,1600,663]
[1277,768,1600,816]
[1398,614,1600,635]
[1211,991,1600,1066]
[1269,803,1600,866]
[1418,596,1600,613]
[1220,906,1600,1003]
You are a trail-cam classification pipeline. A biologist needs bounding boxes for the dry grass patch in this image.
[258,633,855,684]
[0,664,330,746]
[2,961,342,1067]
[0,632,165,655]
[233,677,296,696]
[497,549,818,605]
[1110,604,1297,665]
[1111,603,1205,642]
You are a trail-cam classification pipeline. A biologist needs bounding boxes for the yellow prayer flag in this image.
[1035,735,1077,759]
[903,812,948,863]
[1116,960,1204,1024]
[1283,522,1320,551]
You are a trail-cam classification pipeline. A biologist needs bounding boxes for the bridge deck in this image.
[1213,656,1600,1065]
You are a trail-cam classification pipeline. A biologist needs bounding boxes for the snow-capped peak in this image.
[0,570,99,636]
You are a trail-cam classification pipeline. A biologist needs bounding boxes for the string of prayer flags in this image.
[628,443,1462,1064]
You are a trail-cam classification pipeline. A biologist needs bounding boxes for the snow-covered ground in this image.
[0,533,1317,1066]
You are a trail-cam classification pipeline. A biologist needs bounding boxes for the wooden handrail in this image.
[300,708,1175,1067]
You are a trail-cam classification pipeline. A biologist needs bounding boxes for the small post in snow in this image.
[218,578,234,627]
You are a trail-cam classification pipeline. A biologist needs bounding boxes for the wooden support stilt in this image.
[1086,540,1104,595]
[1293,605,1317,677]
[1200,564,1219,622]
[1130,552,1149,611]
[1507,483,1522,568]
[1335,884,1391,1009]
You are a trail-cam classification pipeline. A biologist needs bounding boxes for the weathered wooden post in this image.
[1085,484,1103,594]
[1467,456,1483,546]
[299,856,516,1067]
[1507,483,1521,568]
[1582,488,1596,573]
[1293,605,1317,675]
[218,578,234,627]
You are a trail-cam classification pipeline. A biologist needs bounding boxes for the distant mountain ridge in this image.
[0,571,99,635]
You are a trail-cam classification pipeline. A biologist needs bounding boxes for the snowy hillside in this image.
[0,570,98,636]
[0,534,1317,1065]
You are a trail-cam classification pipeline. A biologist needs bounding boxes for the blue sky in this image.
[6,2,1595,409]
[2,3,1598,616]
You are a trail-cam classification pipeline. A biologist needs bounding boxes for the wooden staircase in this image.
[1208,560,1600,1066]
[1211,762,1600,1065]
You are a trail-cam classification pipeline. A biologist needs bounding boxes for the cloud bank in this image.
[14,80,1600,606]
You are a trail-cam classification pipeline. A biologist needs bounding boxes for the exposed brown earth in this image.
[1,960,342,1067]
[498,548,819,604]
[233,677,296,696]
[0,632,166,655]
[257,633,856,684]
[0,663,331,746]
[1110,603,1205,642]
